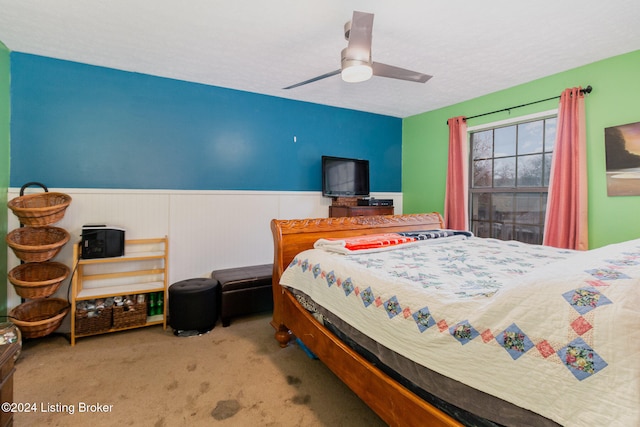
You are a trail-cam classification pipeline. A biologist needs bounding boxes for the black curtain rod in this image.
[447,85,592,125]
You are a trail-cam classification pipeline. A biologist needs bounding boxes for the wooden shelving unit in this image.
[70,237,168,345]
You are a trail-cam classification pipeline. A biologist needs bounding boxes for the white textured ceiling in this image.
[0,0,639,118]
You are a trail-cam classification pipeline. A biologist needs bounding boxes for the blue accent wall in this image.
[9,53,401,192]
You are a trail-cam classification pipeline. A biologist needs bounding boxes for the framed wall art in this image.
[604,121,640,196]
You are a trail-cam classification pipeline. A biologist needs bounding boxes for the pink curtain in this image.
[444,116,469,230]
[543,87,588,250]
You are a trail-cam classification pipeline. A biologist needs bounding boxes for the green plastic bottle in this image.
[148,292,156,316]
[155,292,164,316]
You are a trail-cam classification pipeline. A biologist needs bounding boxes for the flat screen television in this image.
[322,155,370,198]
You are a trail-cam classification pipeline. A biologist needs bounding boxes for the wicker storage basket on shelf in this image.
[7,192,71,227]
[112,301,147,329]
[8,262,70,299]
[9,298,70,339]
[6,226,70,262]
[75,306,113,335]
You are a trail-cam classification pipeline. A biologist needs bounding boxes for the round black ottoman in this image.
[169,278,219,335]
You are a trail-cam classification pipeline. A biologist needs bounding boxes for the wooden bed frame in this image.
[270,213,463,427]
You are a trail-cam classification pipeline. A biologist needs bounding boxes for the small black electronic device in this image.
[81,225,125,259]
[357,198,394,206]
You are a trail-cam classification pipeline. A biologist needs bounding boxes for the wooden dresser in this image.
[0,343,19,427]
[329,205,394,217]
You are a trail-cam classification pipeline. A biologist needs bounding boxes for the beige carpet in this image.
[13,313,386,427]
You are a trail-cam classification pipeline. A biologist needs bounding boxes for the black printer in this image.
[81,225,125,259]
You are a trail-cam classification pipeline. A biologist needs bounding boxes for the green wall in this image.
[0,41,9,316]
[403,49,640,249]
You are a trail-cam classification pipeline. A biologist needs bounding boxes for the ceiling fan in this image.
[284,11,432,90]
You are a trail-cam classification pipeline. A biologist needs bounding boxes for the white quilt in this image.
[279,236,640,427]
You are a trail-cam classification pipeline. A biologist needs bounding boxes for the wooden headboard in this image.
[270,212,444,280]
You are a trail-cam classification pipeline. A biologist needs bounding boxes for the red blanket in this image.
[327,233,416,251]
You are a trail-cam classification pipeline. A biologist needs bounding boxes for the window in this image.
[469,116,557,244]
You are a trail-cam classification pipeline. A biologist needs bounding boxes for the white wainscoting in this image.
[5,188,403,312]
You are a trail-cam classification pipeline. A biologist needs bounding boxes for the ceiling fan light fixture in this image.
[341,61,373,83]
[284,11,432,90]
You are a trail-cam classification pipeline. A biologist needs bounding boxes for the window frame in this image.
[467,109,558,244]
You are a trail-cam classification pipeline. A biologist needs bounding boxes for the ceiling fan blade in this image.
[372,62,432,83]
[346,11,374,61]
[283,69,341,90]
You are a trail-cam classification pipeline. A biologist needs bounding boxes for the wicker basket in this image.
[8,262,70,299]
[8,192,72,227]
[9,298,70,339]
[112,302,147,329]
[6,226,70,262]
[75,306,113,335]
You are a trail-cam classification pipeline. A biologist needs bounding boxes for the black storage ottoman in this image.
[211,264,273,327]
[168,278,219,335]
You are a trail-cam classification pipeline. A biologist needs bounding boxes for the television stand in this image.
[329,204,394,218]
[331,197,359,207]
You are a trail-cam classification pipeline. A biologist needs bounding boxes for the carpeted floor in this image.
[13,313,386,426]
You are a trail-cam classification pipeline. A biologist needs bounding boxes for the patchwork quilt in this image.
[279,235,640,427]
